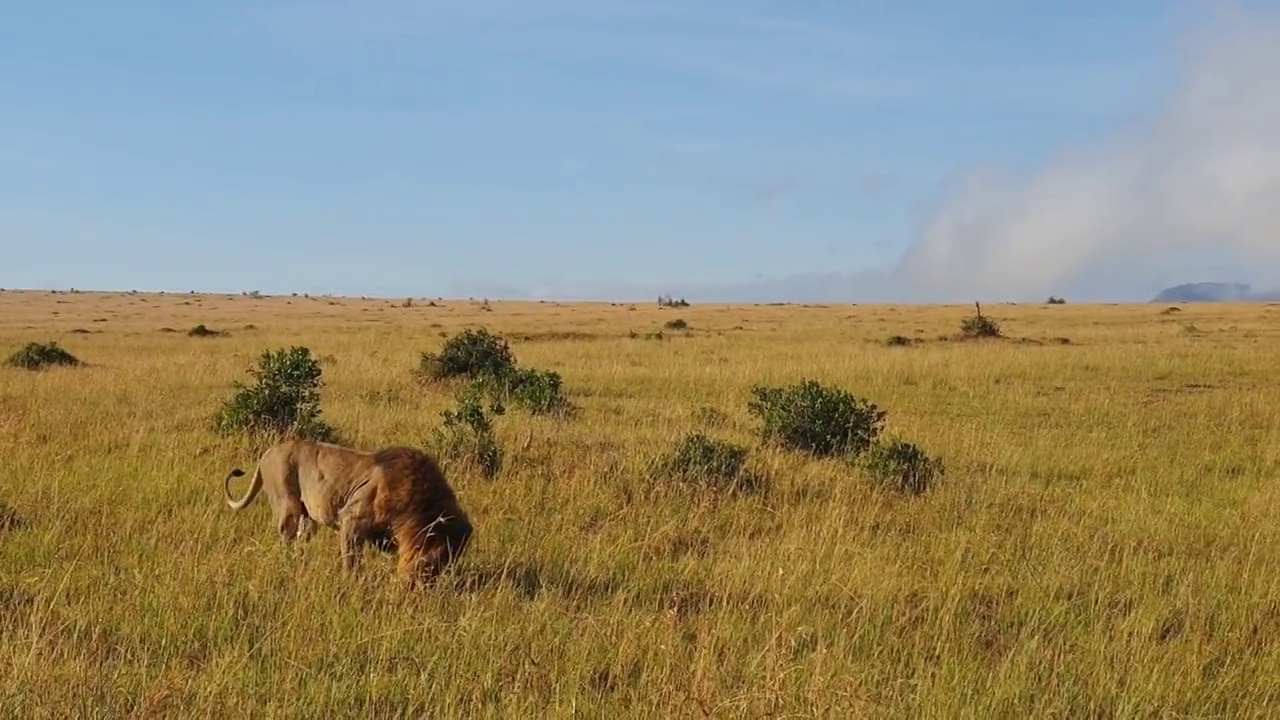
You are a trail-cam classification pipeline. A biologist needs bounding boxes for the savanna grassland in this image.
[1,289,1278,718]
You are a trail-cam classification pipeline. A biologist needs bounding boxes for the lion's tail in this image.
[224,466,264,510]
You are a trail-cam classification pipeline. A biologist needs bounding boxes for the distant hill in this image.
[1151,282,1254,303]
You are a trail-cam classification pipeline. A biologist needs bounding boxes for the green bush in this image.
[213,346,337,442]
[430,382,505,479]
[656,432,762,493]
[864,440,944,495]
[417,327,574,417]
[747,379,886,458]
[484,367,572,416]
[960,302,1002,338]
[188,324,226,338]
[416,328,516,382]
[6,342,81,370]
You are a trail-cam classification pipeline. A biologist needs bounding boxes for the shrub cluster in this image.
[188,324,227,338]
[213,346,337,442]
[199,332,943,496]
[417,327,572,416]
[482,367,571,415]
[6,341,81,370]
[655,377,944,497]
[960,302,1002,339]
[747,379,886,458]
[862,439,944,495]
[655,431,762,493]
[416,327,515,382]
[429,382,504,479]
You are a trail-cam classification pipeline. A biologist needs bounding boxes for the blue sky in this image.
[3,1,1276,301]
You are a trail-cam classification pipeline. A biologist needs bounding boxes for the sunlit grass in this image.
[1,290,1279,716]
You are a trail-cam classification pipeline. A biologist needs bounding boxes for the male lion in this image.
[223,439,473,586]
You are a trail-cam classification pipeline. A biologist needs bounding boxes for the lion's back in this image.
[370,445,460,518]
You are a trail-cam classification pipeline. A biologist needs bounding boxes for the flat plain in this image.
[1,289,1278,717]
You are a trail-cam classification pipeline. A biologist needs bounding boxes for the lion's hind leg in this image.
[275,499,309,545]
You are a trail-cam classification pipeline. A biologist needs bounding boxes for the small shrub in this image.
[664,318,689,331]
[658,294,690,308]
[416,327,516,382]
[213,346,337,442]
[747,379,886,458]
[884,335,917,347]
[960,302,1002,339]
[656,432,762,493]
[490,367,573,416]
[430,382,504,478]
[1047,296,1066,305]
[864,440,944,495]
[5,342,81,370]
[188,324,226,338]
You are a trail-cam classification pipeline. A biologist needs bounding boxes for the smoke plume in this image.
[893,4,1280,302]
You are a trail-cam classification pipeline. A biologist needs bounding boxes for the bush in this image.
[430,382,504,478]
[1046,296,1066,305]
[657,294,690,308]
[960,302,1002,339]
[214,346,337,441]
[5,342,81,370]
[664,318,689,331]
[656,432,762,493]
[488,367,572,416]
[417,327,574,417]
[416,328,516,382]
[188,324,226,338]
[747,379,886,458]
[864,440,944,495]
[884,335,917,347]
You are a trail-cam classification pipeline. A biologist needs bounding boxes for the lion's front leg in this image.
[338,513,367,572]
[337,489,376,573]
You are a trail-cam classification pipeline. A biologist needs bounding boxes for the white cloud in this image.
[892,3,1280,301]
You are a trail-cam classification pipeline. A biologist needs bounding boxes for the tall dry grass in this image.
[1,290,1278,716]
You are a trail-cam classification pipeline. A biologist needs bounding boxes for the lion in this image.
[223,439,473,587]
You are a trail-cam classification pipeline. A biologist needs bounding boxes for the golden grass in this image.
[2,289,1279,716]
